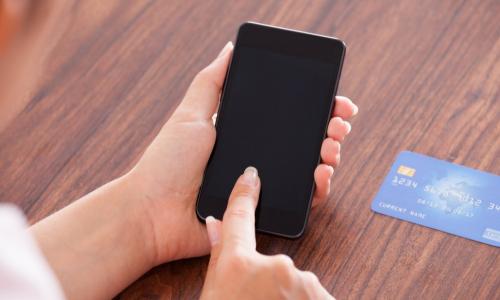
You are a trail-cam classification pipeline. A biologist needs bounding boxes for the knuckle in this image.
[194,68,211,82]
[193,67,220,90]
[303,271,320,285]
[225,207,253,220]
[226,251,251,272]
[234,177,257,192]
[229,186,257,205]
[275,254,294,269]
[272,254,295,284]
[233,189,255,201]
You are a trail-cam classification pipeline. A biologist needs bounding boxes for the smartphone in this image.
[196,22,346,238]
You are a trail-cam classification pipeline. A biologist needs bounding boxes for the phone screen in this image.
[197,23,345,237]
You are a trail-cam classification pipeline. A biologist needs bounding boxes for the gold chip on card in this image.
[397,165,416,177]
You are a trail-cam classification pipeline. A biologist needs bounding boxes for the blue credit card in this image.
[371,151,500,247]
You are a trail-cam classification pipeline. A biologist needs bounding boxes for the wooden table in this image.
[1,0,498,299]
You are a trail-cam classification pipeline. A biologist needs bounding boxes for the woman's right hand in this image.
[201,166,334,300]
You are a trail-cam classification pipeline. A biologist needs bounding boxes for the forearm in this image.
[30,175,156,300]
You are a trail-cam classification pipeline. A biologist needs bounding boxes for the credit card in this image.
[371,151,500,247]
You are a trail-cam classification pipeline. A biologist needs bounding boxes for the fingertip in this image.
[208,43,233,74]
[217,41,234,58]
[326,165,334,177]
[222,166,261,249]
[240,166,259,188]
[327,117,348,141]
[344,121,352,134]
[334,96,358,119]
[178,42,233,121]
[206,216,221,247]
[313,164,334,207]
[352,103,359,115]
[318,164,334,182]
[314,164,333,202]
[320,138,341,166]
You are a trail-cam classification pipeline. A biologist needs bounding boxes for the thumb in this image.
[206,216,223,270]
[176,42,233,121]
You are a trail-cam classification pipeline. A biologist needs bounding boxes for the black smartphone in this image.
[196,22,345,238]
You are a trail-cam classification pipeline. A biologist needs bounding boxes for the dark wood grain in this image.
[1,0,499,299]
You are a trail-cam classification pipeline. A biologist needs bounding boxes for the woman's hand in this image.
[127,41,358,265]
[201,167,334,299]
[30,41,355,299]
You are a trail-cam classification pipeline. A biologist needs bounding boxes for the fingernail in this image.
[217,41,233,58]
[241,166,258,186]
[344,121,352,134]
[206,216,220,247]
[335,140,341,151]
[352,103,359,115]
[327,165,334,176]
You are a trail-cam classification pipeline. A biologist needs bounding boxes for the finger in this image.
[320,138,341,167]
[333,96,358,119]
[206,216,223,247]
[206,216,223,270]
[327,117,351,141]
[312,164,333,207]
[300,271,335,299]
[222,166,261,251]
[177,42,233,120]
[265,254,297,284]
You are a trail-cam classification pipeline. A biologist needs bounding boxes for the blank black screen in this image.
[197,40,341,236]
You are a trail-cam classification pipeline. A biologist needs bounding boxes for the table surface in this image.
[1,0,499,299]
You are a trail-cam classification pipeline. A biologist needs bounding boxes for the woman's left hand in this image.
[126,41,358,265]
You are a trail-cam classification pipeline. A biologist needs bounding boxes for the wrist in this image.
[112,173,159,268]
[120,168,190,266]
